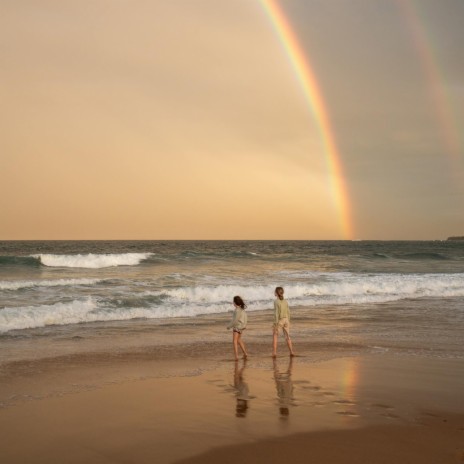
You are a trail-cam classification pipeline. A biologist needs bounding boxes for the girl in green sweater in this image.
[272,287,296,357]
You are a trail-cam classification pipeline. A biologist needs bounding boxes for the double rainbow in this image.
[260,0,354,239]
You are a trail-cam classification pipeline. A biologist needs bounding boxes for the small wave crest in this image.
[178,250,260,259]
[33,253,153,268]
[0,278,103,291]
[401,252,449,260]
[0,256,41,267]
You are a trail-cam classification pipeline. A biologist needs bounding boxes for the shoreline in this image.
[2,297,464,411]
[2,295,463,364]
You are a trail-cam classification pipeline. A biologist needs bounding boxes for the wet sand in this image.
[1,338,464,464]
[177,414,464,464]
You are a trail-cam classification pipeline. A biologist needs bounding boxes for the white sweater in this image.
[227,308,248,330]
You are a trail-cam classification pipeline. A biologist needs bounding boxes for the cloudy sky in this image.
[1,0,463,240]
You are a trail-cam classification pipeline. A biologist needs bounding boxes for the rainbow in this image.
[260,0,354,239]
[395,0,462,169]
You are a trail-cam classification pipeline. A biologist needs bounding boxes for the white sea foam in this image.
[0,298,229,332]
[1,273,463,332]
[0,278,103,291]
[147,273,464,308]
[33,253,153,268]
[0,299,99,332]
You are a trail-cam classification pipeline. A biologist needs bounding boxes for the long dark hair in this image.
[275,287,284,300]
[233,296,247,309]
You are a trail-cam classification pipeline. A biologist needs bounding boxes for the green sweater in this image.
[274,298,290,324]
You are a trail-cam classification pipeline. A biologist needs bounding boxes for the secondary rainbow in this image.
[260,0,353,239]
[395,0,462,171]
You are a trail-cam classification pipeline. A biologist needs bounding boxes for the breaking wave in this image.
[33,253,153,268]
[147,272,464,308]
[1,272,463,332]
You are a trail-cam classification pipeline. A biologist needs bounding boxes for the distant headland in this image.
[447,236,464,241]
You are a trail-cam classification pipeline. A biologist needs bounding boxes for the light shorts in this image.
[274,318,290,336]
[233,328,245,334]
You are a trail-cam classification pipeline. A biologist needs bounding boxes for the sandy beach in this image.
[1,241,464,463]
[1,315,464,464]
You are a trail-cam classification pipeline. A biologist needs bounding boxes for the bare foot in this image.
[290,353,296,357]
[272,353,277,358]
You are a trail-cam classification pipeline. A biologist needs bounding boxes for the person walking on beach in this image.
[227,296,249,361]
[272,287,296,357]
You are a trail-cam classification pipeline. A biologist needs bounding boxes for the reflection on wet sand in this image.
[273,357,295,419]
[233,360,250,418]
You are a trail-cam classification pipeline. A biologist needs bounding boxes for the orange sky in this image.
[1,0,463,239]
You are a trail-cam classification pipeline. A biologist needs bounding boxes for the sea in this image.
[1,240,464,359]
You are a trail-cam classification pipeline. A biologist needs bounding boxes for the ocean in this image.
[1,240,463,359]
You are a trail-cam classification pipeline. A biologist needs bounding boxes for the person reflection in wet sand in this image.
[273,356,294,418]
[233,359,249,418]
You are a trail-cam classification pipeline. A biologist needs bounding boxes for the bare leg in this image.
[283,328,295,356]
[238,333,248,358]
[272,330,278,357]
[233,331,240,360]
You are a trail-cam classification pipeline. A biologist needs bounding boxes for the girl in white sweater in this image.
[227,296,249,360]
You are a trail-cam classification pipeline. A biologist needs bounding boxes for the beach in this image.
[2,349,464,464]
[1,319,464,463]
[1,240,464,462]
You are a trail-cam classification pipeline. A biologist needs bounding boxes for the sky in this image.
[1,0,463,240]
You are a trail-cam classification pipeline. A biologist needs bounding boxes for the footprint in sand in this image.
[381,412,400,419]
[371,403,394,410]
[206,379,224,384]
[336,411,359,417]
[333,399,357,406]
